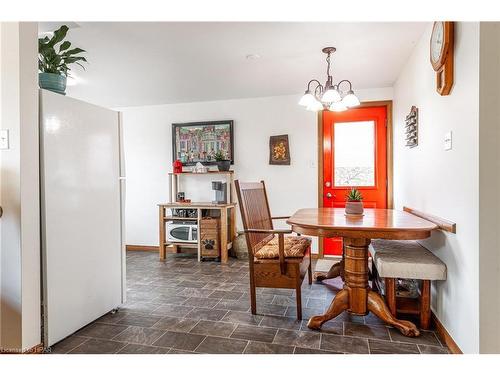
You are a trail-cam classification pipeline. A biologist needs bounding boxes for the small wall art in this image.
[269,134,290,165]
[405,106,418,148]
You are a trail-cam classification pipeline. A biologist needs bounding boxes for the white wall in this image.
[121,88,392,252]
[478,22,500,354]
[0,21,3,348]
[0,22,40,351]
[393,22,480,353]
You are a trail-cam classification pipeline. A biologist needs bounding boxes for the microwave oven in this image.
[167,221,198,243]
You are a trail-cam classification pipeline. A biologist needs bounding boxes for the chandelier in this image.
[298,47,360,112]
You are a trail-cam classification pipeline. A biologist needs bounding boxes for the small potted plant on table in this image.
[38,25,88,95]
[345,188,364,217]
[214,150,231,171]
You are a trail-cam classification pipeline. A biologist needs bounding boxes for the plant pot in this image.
[39,73,67,95]
[345,201,364,215]
[216,160,231,172]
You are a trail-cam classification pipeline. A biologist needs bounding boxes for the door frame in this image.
[317,100,393,258]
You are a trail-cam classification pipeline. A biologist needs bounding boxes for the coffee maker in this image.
[211,181,227,204]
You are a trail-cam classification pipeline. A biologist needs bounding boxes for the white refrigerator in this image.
[39,89,126,347]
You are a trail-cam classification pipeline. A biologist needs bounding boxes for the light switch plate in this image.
[0,129,9,150]
[444,131,452,151]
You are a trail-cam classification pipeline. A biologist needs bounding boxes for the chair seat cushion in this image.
[254,236,311,259]
[370,239,447,280]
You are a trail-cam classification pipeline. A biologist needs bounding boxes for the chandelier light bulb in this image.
[341,90,361,107]
[298,91,315,107]
[321,87,341,103]
[306,99,323,112]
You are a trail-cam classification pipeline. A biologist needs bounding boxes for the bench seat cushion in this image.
[255,236,311,259]
[370,239,447,280]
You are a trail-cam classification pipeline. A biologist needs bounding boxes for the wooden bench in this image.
[370,207,455,329]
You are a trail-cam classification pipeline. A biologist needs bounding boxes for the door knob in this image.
[326,193,332,199]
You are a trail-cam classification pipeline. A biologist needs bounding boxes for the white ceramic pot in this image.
[345,201,364,215]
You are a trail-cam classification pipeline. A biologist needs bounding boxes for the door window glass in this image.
[334,121,375,187]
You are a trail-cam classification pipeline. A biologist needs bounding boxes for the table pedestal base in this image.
[308,237,420,337]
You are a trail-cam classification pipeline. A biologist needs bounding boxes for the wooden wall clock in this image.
[430,21,454,95]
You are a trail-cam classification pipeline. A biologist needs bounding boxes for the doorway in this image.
[318,101,393,257]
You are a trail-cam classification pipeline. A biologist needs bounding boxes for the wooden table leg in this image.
[308,237,420,337]
[230,206,236,241]
[343,238,370,315]
[367,291,420,337]
[315,260,344,281]
[220,207,228,263]
[159,206,166,261]
[308,289,349,329]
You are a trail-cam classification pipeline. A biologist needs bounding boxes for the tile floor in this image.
[51,251,449,354]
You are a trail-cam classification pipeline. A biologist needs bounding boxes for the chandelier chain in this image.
[326,52,331,77]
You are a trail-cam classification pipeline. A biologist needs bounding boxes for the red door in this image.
[322,106,388,255]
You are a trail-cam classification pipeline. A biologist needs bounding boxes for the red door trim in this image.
[317,100,393,258]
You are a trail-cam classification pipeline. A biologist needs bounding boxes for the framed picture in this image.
[269,134,290,165]
[172,120,234,166]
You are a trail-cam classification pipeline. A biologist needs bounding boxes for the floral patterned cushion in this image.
[254,236,311,259]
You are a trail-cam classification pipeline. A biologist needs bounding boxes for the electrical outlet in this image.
[0,129,9,150]
[444,131,452,151]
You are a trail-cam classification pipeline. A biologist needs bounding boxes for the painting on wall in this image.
[172,120,234,166]
[269,134,290,165]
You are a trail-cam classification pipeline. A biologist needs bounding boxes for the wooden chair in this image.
[235,180,312,320]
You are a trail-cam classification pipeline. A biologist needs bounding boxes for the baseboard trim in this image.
[315,254,343,260]
[432,312,462,354]
[129,247,322,257]
[126,245,159,252]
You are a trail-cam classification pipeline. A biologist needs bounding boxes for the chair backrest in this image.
[235,180,274,254]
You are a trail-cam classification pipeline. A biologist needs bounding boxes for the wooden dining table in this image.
[287,208,438,337]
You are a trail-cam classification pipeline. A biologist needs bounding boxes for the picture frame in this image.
[269,134,291,165]
[172,120,234,166]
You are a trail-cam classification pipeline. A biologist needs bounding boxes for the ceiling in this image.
[38,22,428,108]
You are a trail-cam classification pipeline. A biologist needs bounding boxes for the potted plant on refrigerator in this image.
[214,150,231,171]
[345,188,364,216]
[38,25,88,95]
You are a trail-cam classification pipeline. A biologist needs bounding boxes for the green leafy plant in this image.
[346,188,363,202]
[214,150,228,161]
[38,25,87,76]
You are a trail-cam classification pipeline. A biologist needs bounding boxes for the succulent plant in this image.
[214,150,228,161]
[346,188,363,202]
